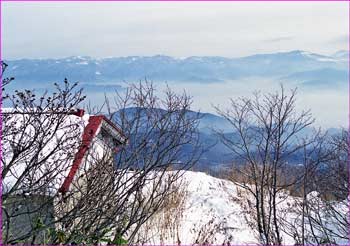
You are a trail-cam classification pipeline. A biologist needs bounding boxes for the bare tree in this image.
[2,63,201,244]
[1,61,87,243]
[277,130,334,245]
[288,129,349,245]
[54,82,202,244]
[215,86,316,245]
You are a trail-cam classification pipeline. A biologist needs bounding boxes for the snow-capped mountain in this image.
[4,50,348,88]
[333,50,349,61]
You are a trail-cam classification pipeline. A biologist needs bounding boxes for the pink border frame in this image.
[0,1,349,245]
[0,0,349,1]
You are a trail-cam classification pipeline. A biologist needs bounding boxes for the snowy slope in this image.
[137,171,264,244]
[136,171,348,245]
[177,171,256,244]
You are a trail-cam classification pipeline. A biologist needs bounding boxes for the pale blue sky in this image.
[3,1,349,59]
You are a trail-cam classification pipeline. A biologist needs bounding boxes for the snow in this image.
[135,171,349,245]
[2,111,89,194]
[179,171,256,243]
[135,171,257,244]
[2,108,129,197]
[315,57,337,62]
[300,51,338,62]
[306,191,320,200]
[76,61,89,65]
[188,56,204,62]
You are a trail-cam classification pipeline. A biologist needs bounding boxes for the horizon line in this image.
[4,49,349,61]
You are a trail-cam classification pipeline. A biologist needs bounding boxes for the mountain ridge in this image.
[5,50,348,86]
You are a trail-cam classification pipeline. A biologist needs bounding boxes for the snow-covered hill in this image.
[135,171,348,245]
[171,171,256,244]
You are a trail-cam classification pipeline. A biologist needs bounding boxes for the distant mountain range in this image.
[112,107,236,171]
[112,107,342,174]
[114,107,233,133]
[4,50,349,90]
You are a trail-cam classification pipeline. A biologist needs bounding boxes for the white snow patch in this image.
[76,61,88,65]
[301,51,337,62]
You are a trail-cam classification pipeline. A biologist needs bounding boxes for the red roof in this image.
[58,114,125,194]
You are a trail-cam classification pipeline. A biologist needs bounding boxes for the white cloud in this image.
[3,2,348,59]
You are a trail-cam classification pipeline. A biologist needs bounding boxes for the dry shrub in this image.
[133,177,188,245]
